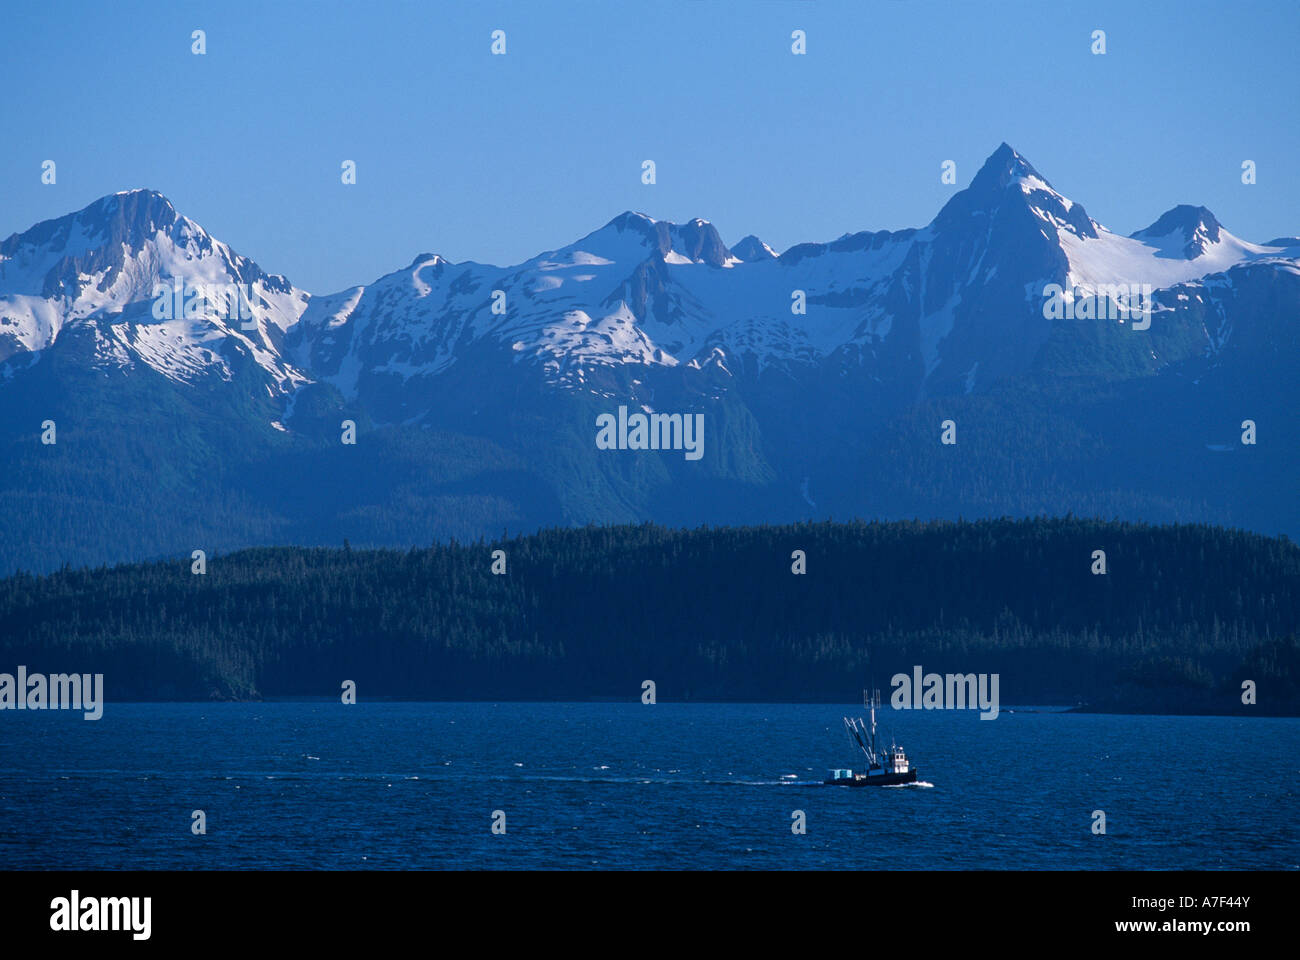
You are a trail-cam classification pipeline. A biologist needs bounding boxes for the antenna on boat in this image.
[865,686,881,756]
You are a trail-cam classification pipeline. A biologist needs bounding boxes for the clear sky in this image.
[5,0,1297,292]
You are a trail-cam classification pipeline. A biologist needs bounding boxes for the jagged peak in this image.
[580,212,729,266]
[0,189,198,268]
[662,218,729,266]
[730,235,778,262]
[90,188,180,225]
[1132,204,1222,245]
[406,252,447,268]
[934,143,1097,239]
[970,142,1046,192]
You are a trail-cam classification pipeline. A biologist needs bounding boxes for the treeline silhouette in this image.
[0,518,1296,713]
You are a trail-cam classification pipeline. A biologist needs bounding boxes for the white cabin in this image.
[888,746,910,774]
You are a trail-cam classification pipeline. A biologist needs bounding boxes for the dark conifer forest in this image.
[0,518,1296,713]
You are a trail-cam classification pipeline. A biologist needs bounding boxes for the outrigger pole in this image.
[843,716,868,758]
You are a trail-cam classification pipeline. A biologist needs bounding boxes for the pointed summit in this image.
[967,142,1045,194]
[1131,205,1223,258]
[730,235,778,262]
[934,143,1097,239]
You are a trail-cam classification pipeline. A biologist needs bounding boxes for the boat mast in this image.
[864,687,881,766]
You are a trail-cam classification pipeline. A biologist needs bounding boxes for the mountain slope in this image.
[1,145,1297,573]
[0,189,311,398]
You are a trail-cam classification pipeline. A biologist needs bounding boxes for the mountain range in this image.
[3,144,1297,573]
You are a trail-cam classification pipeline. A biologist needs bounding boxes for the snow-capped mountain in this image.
[0,189,310,391]
[2,144,1297,574]
[6,145,1295,412]
[284,142,1299,416]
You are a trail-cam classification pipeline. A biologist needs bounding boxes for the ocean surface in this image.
[1,702,1296,870]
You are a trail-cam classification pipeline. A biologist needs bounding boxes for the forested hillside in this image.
[1,518,1296,713]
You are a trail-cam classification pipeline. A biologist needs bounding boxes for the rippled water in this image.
[1,702,1295,869]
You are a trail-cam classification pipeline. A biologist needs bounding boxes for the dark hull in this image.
[825,769,919,787]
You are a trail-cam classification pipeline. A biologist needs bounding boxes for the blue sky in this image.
[5,0,1297,292]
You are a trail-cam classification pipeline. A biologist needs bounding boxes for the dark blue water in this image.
[1,702,1296,869]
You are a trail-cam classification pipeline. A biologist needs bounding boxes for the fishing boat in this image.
[825,688,919,787]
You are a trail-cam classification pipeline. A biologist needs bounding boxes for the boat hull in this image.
[825,769,919,787]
